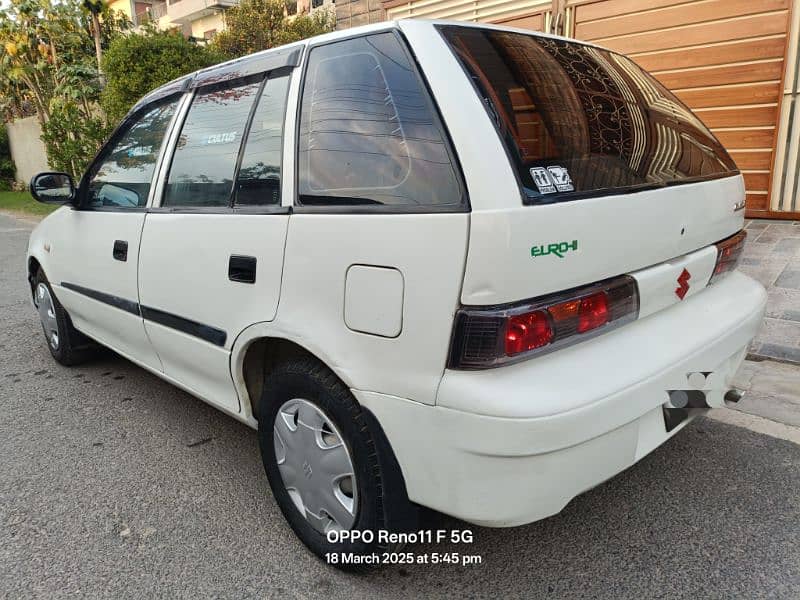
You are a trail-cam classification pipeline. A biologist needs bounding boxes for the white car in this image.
[26,20,766,563]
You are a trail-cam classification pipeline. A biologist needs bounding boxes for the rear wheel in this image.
[258,356,415,567]
[32,269,95,366]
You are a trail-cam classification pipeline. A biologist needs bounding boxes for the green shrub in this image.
[40,98,109,179]
[211,0,335,60]
[101,27,223,123]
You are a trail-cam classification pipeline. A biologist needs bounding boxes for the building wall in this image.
[5,117,50,186]
[336,0,385,30]
[108,0,134,19]
[189,12,226,39]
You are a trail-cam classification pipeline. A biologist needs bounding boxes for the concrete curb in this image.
[746,351,800,367]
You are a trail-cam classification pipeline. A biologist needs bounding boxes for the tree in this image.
[0,0,130,178]
[0,74,35,123]
[82,0,105,72]
[101,26,223,123]
[39,61,109,176]
[211,0,335,60]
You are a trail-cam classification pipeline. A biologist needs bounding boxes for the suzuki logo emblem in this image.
[675,268,691,300]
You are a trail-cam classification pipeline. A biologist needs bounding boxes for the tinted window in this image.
[164,79,261,207]
[439,26,738,204]
[297,33,462,207]
[85,99,177,208]
[235,74,290,206]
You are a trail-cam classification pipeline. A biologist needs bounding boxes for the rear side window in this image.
[297,33,463,208]
[164,79,261,207]
[235,73,291,206]
[438,26,738,204]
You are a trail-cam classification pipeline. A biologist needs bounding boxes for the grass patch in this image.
[0,191,60,216]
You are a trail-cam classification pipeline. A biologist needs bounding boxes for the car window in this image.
[85,99,177,209]
[163,79,261,208]
[297,33,463,208]
[235,73,291,206]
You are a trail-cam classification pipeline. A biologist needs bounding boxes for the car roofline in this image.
[131,19,608,114]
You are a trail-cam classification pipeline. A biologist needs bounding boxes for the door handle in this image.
[228,255,257,284]
[113,240,128,262]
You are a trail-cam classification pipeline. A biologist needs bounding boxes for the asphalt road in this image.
[2,212,799,599]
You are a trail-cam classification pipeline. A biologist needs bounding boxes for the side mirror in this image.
[30,172,77,205]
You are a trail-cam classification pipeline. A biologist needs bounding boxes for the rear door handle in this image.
[228,255,257,284]
[113,240,128,262]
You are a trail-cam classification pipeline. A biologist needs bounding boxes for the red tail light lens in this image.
[449,276,639,369]
[577,292,609,333]
[506,311,553,355]
[710,230,746,283]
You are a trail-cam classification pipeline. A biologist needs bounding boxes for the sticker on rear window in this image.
[547,166,574,192]
[530,167,556,194]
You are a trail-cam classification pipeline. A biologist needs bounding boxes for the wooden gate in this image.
[380,0,798,217]
[383,0,552,28]
[561,0,796,218]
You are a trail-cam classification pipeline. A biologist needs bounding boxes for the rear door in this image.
[278,31,470,406]
[49,98,179,372]
[137,71,293,414]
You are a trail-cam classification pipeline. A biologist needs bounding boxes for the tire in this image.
[32,269,96,366]
[258,355,416,568]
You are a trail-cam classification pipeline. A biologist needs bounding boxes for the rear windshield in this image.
[438,26,738,204]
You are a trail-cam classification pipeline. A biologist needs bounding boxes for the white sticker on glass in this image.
[127,146,153,157]
[547,165,574,192]
[207,132,237,145]
[530,167,556,194]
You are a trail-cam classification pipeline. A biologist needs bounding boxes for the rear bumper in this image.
[355,272,766,527]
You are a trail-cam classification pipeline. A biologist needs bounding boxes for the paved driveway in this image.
[1,213,799,599]
[740,219,800,364]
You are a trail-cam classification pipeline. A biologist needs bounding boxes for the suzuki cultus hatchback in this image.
[26,20,766,563]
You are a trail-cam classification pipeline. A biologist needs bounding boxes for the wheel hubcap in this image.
[35,283,59,350]
[273,399,357,534]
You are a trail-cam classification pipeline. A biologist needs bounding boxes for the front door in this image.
[137,72,292,414]
[51,98,180,372]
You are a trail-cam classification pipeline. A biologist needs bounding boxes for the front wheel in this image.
[258,356,415,566]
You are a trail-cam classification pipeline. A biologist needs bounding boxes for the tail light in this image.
[449,276,639,369]
[709,230,746,284]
